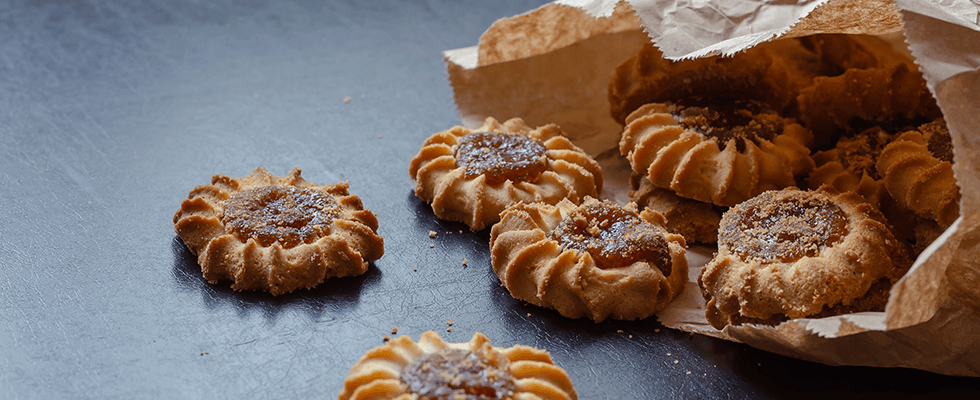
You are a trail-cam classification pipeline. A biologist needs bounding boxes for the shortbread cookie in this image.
[629,173,721,244]
[173,166,384,295]
[409,117,602,231]
[876,118,960,228]
[796,35,940,141]
[620,98,815,207]
[608,38,826,125]
[698,187,911,330]
[490,197,687,322]
[807,127,894,208]
[339,331,577,400]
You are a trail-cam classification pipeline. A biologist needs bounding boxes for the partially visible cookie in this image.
[699,187,911,330]
[620,99,814,207]
[629,172,722,244]
[173,166,384,295]
[876,118,960,228]
[490,197,687,322]
[339,331,577,400]
[409,117,602,231]
[807,126,894,209]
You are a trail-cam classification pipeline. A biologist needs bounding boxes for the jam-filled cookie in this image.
[807,127,894,208]
[629,172,722,244]
[876,118,960,229]
[698,187,911,330]
[608,38,827,125]
[490,197,687,322]
[339,331,577,400]
[173,166,384,295]
[409,117,602,231]
[620,98,815,207]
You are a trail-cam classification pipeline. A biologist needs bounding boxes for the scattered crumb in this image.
[430,244,435,248]
[429,230,437,238]
[448,320,453,326]
[674,360,679,364]
[617,330,624,334]
[655,329,660,333]
[629,335,633,339]
[696,305,702,309]
[667,353,671,356]
[462,258,468,266]
[344,96,351,103]
[360,95,365,99]
[686,371,691,375]
[383,334,391,342]
[527,313,531,317]
[458,230,463,234]
[447,327,453,332]
[152,339,155,342]
[413,267,418,272]
[391,326,398,334]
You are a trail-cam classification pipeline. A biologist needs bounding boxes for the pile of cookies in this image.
[170,34,958,399]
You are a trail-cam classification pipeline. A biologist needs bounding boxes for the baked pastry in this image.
[173,166,384,295]
[339,331,577,400]
[796,34,941,141]
[620,98,815,207]
[409,117,602,231]
[608,38,827,125]
[629,172,721,244]
[490,197,687,322]
[876,118,960,228]
[807,126,894,208]
[698,187,911,330]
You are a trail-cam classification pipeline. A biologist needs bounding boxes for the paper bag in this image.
[445,0,980,376]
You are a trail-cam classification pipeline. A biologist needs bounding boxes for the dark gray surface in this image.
[2,1,979,399]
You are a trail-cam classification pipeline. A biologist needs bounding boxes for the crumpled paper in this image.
[445,0,980,376]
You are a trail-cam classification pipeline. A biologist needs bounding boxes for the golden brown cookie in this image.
[876,118,960,228]
[490,197,687,322]
[620,99,814,207]
[807,127,894,208]
[699,187,911,330]
[628,172,721,244]
[409,117,602,231]
[608,38,826,125]
[339,331,577,400]
[796,35,941,141]
[173,166,384,295]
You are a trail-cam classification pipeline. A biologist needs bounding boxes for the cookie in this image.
[628,172,722,244]
[409,117,602,231]
[173,166,384,295]
[876,118,960,228]
[807,126,894,208]
[608,38,825,125]
[490,197,687,322]
[620,98,814,207]
[339,331,577,400]
[699,187,911,329]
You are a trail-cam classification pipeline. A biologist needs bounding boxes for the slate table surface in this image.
[2,1,979,399]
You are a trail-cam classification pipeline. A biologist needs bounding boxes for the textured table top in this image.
[2,1,978,399]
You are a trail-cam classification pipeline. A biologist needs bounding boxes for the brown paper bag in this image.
[445,0,980,376]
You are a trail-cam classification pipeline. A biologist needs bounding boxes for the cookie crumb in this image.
[413,267,418,272]
[629,335,633,338]
[391,326,397,334]
[429,230,437,238]
[666,353,671,356]
[674,360,679,364]
[446,327,452,332]
[462,258,468,266]
[655,329,660,333]
[617,330,624,334]
[429,243,434,248]
[447,320,453,326]
[344,96,351,103]
[526,313,531,317]
[686,371,691,375]
[383,334,390,342]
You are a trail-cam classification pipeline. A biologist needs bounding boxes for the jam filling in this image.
[920,119,953,163]
[455,131,548,185]
[834,128,892,180]
[673,97,782,151]
[400,348,516,400]
[720,193,848,263]
[222,185,339,248]
[552,201,672,274]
